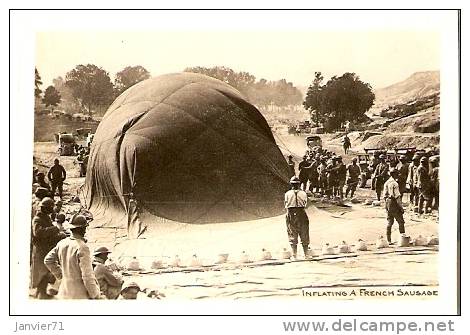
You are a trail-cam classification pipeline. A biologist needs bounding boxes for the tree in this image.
[53,76,81,114]
[185,66,303,108]
[42,86,61,112]
[303,72,324,126]
[65,64,115,115]
[35,68,42,98]
[303,72,375,131]
[114,65,151,96]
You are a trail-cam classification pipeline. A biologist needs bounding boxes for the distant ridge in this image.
[374,71,440,107]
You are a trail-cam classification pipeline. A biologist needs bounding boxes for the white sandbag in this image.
[216,253,229,264]
[413,235,428,246]
[376,236,389,249]
[171,255,181,267]
[427,235,439,246]
[127,257,141,271]
[398,234,410,247]
[355,239,368,251]
[321,243,335,255]
[190,254,202,267]
[281,248,292,259]
[240,251,252,263]
[260,248,272,261]
[337,241,351,253]
[151,259,164,270]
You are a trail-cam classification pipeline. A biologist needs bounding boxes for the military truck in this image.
[55,133,76,156]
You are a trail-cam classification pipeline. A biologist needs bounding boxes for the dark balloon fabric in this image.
[82,73,290,235]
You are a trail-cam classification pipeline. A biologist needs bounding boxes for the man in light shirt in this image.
[383,169,406,244]
[284,176,310,259]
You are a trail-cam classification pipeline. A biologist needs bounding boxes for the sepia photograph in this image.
[9,9,461,317]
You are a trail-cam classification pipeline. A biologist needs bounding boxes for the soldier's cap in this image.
[287,154,293,159]
[40,197,55,208]
[56,213,66,221]
[289,176,301,184]
[399,155,407,160]
[379,154,386,159]
[420,156,428,163]
[67,214,88,229]
[429,156,439,162]
[412,154,420,160]
[352,157,357,162]
[93,246,112,256]
[122,281,140,292]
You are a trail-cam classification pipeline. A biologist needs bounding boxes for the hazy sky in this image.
[36,30,440,90]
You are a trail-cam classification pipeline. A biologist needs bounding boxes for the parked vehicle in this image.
[55,133,76,156]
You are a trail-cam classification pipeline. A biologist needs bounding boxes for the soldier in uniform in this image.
[345,158,361,198]
[284,176,310,259]
[92,247,124,299]
[31,197,66,298]
[407,154,420,210]
[417,156,432,214]
[429,157,439,211]
[383,169,406,243]
[335,156,347,199]
[317,157,328,196]
[373,154,389,201]
[44,215,101,299]
[396,155,410,199]
[308,155,319,193]
[298,155,310,191]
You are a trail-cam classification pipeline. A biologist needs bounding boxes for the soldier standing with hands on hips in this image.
[284,176,311,259]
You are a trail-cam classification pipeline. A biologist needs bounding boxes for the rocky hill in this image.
[370,71,439,117]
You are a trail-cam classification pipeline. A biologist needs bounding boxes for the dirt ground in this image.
[32,134,439,300]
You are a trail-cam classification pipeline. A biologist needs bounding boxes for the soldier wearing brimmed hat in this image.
[120,281,141,300]
[383,169,406,243]
[373,154,389,201]
[284,176,310,259]
[31,197,67,299]
[407,154,421,210]
[92,246,124,299]
[44,215,101,299]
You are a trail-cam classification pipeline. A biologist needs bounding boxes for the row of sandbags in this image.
[119,235,439,271]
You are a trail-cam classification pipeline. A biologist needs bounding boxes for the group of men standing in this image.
[30,158,139,300]
[287,151,362,200]
[284,147,440,250]
[371,153,439,213]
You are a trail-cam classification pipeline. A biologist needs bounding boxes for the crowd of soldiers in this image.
[30,158,145,300]
[287,147,439,214]
[287,146,362,201]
